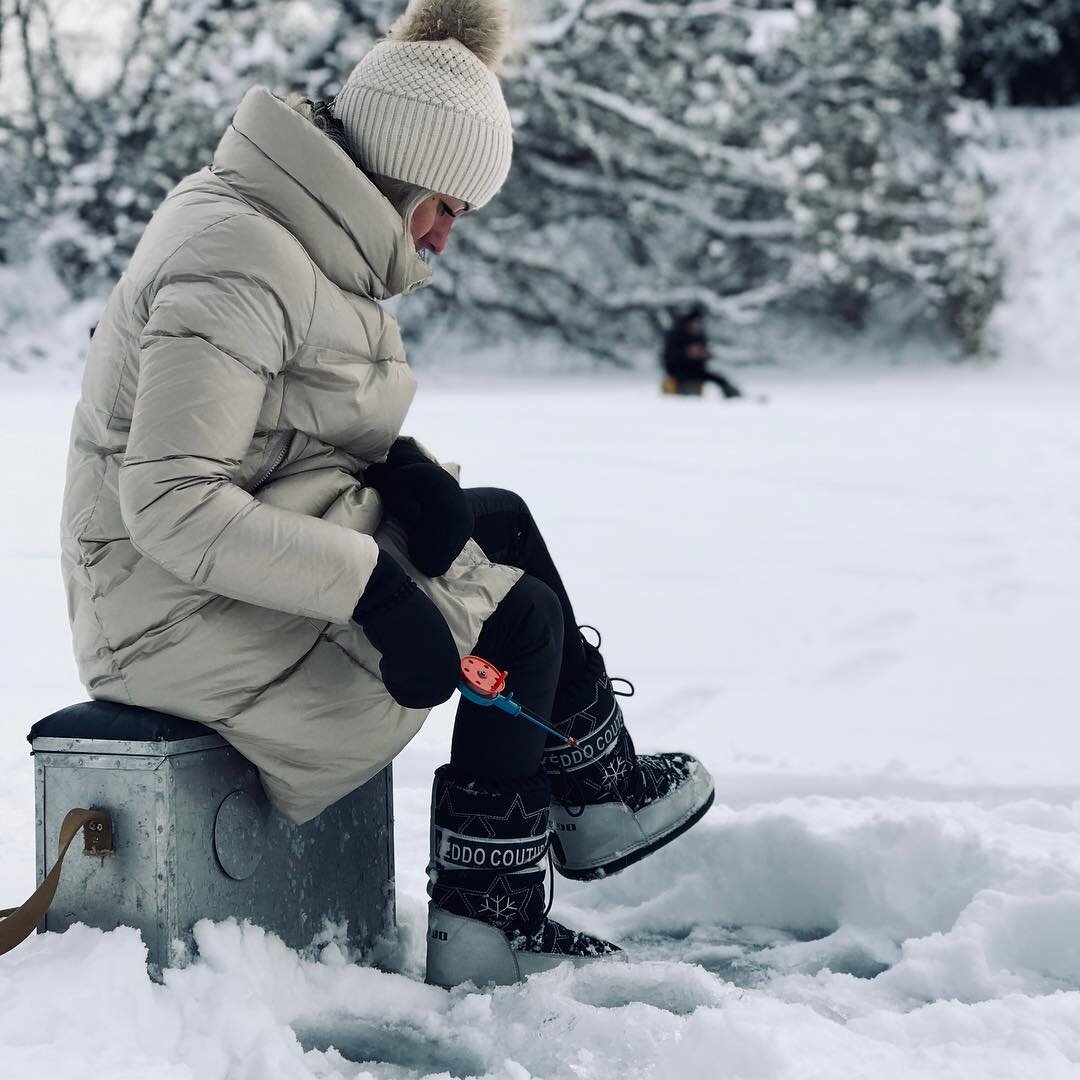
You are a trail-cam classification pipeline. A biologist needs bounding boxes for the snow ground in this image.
[2,107,1080,1080]
[2,363,1080,1080]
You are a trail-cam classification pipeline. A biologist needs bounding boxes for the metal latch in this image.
[83,812,113,856]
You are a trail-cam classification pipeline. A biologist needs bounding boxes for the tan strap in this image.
[0,809,111,958]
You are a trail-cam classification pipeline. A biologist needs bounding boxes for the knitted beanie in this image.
[332,0,513,208]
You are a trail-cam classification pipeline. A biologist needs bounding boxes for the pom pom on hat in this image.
[333,0,513,208]
[390,0,510,68]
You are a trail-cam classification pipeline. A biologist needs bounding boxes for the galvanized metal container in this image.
[32,704,394,974]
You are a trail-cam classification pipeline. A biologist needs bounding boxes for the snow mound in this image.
[6,793,1080,1079]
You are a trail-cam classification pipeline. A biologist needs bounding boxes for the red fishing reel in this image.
[460,655,508,699]
[458,655,579,748]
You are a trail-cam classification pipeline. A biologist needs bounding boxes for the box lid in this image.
[29,701,226,756]
[31,733,227,756]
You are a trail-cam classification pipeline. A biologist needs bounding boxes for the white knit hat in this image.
[332,0,513,208]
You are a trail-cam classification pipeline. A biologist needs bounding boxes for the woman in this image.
[60,0,714,988]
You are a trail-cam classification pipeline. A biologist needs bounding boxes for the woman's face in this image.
[410,194,470,254]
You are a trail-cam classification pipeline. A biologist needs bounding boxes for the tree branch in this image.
[514,0,588,48]
[526,67,784,189]
[586,1,754,23]
[12,0,55,191]
[112,0,157,102]
[32,0,89,125]
[522,153,797,240]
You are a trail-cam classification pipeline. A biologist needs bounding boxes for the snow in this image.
[979,107,1080,372]
[2,110,1080,1077]
[0,254,102,380]
[2,366,1080,1079]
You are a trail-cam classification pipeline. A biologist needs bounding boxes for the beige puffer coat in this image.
[60,87,520,823]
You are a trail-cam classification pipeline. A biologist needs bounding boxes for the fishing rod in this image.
[458,655,579,748]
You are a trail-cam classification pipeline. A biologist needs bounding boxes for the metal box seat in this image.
[30,700,394,973]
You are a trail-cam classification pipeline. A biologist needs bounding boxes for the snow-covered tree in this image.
[408,0,802,365]
[412,0,1000,361]
[749,0,1001,353]
[1,0,1003,364]
[955,0,1080,106]
[0,0,395,298]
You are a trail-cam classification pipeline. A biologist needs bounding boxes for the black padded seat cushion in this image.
[28,701,214,744]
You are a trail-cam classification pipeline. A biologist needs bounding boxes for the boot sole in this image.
[425,906,625,988]
[551,765,715,881]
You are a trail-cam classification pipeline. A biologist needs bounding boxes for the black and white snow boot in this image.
[425,765,622,988]
[545,638,715,881]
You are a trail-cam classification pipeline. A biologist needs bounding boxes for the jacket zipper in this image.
[250,432,292,491]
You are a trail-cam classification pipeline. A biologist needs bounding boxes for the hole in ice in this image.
[294,1018,485,1076]
[819,946,891,980]
[787,926,837,943]
[619,924,837,986]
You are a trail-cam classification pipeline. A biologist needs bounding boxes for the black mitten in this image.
[364,441,474,577]
[353,550,460,709]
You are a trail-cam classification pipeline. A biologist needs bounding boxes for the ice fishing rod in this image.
[459,655,579,749]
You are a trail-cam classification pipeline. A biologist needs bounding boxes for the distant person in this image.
[662,304,743,398]
[58,0,714,989]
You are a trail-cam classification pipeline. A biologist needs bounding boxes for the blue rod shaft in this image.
[458,683,576,746]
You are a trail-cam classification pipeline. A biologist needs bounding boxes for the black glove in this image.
[353,550,460,709]
[364,440,474,577]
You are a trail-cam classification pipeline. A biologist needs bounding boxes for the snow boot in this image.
[425,765,622,988]
[545,637,715,880]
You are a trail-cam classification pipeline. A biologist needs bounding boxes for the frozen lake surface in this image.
[2,365,1079,1079]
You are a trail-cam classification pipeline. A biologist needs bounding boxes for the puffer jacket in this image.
[60,87,520,823]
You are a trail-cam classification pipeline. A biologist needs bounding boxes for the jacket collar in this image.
[211,87,431,301]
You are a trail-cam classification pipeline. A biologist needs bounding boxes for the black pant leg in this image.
[450,574,562,779]
[703,369,743,398]
[464,487,586,680]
